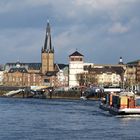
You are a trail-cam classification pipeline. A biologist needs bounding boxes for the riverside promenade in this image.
[0,85,103,100]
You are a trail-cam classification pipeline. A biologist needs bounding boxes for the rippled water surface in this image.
[0,97,140,140]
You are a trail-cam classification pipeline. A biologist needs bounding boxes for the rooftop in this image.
[69,51,83,57]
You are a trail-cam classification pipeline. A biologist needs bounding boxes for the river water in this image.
[0,97,140,140]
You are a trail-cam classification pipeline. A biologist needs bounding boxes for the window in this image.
[71,58,74,61]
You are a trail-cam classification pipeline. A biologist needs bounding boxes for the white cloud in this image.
[74,0,140,21]
[0,28,44,63]
[0,0,49,13]
[26,0,49,5]
[75,0,138,9]
[0,0,139,13]
[108,22,129,34]
[75,0,119,9]
[0,0,139,64]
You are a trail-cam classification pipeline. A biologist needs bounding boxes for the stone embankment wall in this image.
[0,86,30,97]
[49,90,81,99]
[0,86,102,99]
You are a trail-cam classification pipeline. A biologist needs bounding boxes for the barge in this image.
[100,92,140,115]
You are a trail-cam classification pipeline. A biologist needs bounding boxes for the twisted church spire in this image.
[42,21,54,53]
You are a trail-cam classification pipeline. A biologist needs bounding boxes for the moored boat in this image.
[100,91,140,115]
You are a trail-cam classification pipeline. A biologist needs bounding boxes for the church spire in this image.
[118,57,124,65]
[43,20,53,53]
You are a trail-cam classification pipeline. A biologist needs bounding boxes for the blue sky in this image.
[0,0,140,64]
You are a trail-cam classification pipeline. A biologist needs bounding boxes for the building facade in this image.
[69,51,84,87]
[3,22,56,87]
[55,64,69,87]
[3,21,140,90]
[41,21,54,74]
[3,21,69,87]
[0,71,4,85]
[78,64,125,87]
[125,60,140,91]
[3,68,43,87]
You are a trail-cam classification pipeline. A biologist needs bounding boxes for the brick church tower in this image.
[41,21,54,74]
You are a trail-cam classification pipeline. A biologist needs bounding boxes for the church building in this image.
[41,21,54,74]
[3,21,68,87]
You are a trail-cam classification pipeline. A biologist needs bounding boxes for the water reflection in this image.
[116,114,140,119]
[0,98,140,140]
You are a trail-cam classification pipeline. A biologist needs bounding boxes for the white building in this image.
[0,71,4,85]
[84,64,125,87]
[97,72,121,86]
[55,64,69,87]
[69,51,84,88]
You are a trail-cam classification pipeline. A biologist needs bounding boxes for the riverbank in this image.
[0,90,7,96]
[0,89,100,100]
[0,85,103,100]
